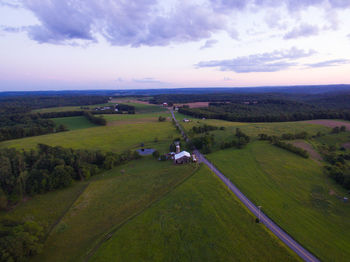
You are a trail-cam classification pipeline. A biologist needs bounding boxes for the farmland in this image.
[91,165,298,262]
[0,120,177,153]
[2,95,350,262]
[207,141,350,261]
[52,116,97,130]
[30,158,198,262]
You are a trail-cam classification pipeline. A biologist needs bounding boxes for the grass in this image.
[0,182,88,233]
[313,131,350,148]
[103,112,170,123]
[32,103,114,113]
[31,158,197,262]
[91,165,299,262]
[0,121,178,154]
[51,116,97,130]
[207,141,350,262]
[175,112,331,151]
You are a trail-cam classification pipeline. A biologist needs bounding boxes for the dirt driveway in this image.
[292,141,322,161]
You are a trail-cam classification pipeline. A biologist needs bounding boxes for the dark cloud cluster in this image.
[2,0,349,46]
[196,47,316,73]
[18,0,225,46]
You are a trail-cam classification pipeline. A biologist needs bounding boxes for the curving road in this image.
[170,109,319,262]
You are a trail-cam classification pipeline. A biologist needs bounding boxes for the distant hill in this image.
[1,84,350,97]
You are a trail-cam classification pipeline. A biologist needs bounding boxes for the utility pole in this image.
[258,206,262,223]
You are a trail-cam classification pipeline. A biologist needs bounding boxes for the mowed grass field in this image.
[103,112,170,124]
[207,141,350,262]
[0,182,88,234]
[32,158,197,262]
[32,103,115,113]
[52,116,97,130]
[91,165,299,262]
[0,120,178,154]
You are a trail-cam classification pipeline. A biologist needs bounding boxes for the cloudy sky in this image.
[1,0,350,91]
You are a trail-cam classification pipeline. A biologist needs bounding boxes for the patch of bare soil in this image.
[292,141,322,161]
[305,120,350,130]
[175,102,209,108]
[343,142,350,149]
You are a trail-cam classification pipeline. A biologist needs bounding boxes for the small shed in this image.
[174,151,191,164]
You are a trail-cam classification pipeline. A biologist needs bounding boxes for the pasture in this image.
[0,121,178,154]
[32,158,197,262]
[32,103,114,113]
[176,112,331,137]
[52,116,97,130]
[91,165,298,262]
[0,182,88,234]
[207,141,350,262]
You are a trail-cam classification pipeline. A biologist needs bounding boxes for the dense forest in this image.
[178,100,350,122]
[149,92,350,122]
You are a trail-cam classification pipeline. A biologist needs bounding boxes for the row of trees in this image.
[220,128,250,150]
[0,95,109,115]
[180,107,350,123]
[273,141,309,158]
[191,124,224,134]
[83,112,107,126]
[0,144,140,210]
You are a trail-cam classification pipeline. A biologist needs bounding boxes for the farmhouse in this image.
[183,118,190,122]
[174,151,191,164]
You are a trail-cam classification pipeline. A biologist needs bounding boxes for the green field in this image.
[0,121,178,154]
[103,112,170,123]
[207,141,350,261]
[91,165,298,262]
[31,158,197,262]
[0,182,88,234]
[32,103,115,113]
[52,116,97,130]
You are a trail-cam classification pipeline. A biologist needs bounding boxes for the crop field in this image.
[207,141,350,262]
[0,121,178,154]
[91,165,298,262]
[32,158,197,262]
[52,116,97,130]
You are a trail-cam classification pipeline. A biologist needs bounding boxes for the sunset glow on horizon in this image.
[1,0,350,91]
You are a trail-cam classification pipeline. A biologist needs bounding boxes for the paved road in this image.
[170,109,319,262]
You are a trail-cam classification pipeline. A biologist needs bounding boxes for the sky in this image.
[0,0,350,91]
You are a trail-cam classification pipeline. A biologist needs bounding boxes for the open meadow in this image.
[91,165,299,262]
[207,141,350,261]
[0,120,178,154]
[52,116,98,130]
[5,158,197,262]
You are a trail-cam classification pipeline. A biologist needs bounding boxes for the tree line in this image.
[0,144,141,210]
[191,124,225,134]
[83,112,107,126]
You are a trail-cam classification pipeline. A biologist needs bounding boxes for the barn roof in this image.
[174,151,191,160]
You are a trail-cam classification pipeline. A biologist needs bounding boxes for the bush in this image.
[158,116,166,122]
[152,150,160,158]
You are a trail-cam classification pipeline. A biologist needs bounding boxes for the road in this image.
[170,109,319,262]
